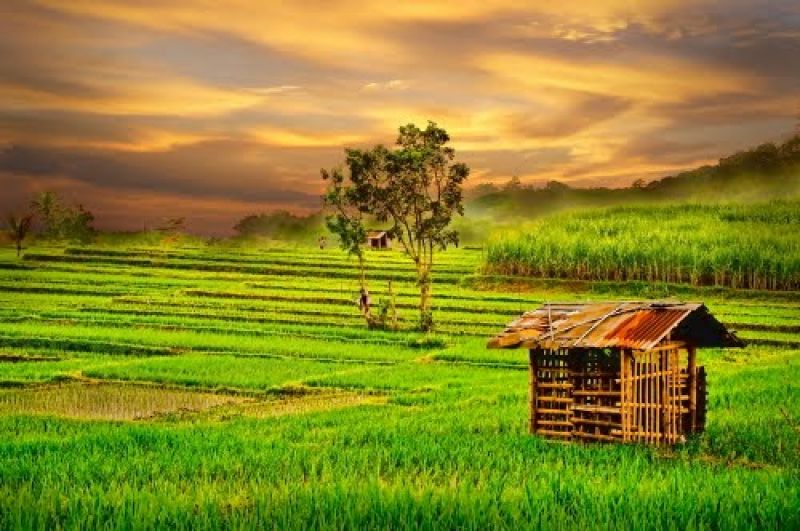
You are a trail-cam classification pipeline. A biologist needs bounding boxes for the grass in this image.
[485,201,800,290]
[0,242,799,528]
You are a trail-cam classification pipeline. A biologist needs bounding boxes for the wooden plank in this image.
[538,383,573,389]
[571,405,620,415]
[633,342,686,355]
[536,408,572,416]
[573,431,618,442]
[573,390,620,397]
[537,420,573,427]
[536,429,571,438]
[536,396,574,404]
[570,418,622,428]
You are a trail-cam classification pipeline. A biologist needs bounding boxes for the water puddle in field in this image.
[0,353,62,363]
[0,383,385,422]
[0,382,249,420]
[226,391,386,419]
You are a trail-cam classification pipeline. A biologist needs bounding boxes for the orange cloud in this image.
[0,0,795,231]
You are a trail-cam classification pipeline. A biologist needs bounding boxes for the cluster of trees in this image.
[30,192,95,242]
[4,191,95,256]
[470,134,800,219]
[233,211,323,241]
[647,135,800,196]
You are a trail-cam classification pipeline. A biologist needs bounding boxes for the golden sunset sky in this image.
[1,0,799,233]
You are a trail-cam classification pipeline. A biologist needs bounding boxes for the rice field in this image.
[0,243,799,529]
[484,201,800,290]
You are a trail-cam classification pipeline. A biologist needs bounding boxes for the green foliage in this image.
[30,191,95,243]
[323,121,469,331]
[233,211,323,242]
[469,134,800,222]
[485,201,800,290]
[5,212,34,257]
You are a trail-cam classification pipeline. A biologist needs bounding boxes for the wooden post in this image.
[659,350,667,445]
[620,349,628,441]
[529,349,538,435]
[687,345,697,433]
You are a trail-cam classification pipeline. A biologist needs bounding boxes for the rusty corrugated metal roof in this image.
[487,301,744,351]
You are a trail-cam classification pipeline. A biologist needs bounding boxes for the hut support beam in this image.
[687,346,697,433]
[529,349,537,435]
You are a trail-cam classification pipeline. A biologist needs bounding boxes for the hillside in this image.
[469,135,800,221]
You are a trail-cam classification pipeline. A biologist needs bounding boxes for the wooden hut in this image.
[487,302,743,445]
[366,230,391,250]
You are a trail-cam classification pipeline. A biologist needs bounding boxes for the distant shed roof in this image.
[366,230,389,239]
[487,302,744,351]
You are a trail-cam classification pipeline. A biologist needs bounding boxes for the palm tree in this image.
[6,213,34,257]
[30,191,60,237]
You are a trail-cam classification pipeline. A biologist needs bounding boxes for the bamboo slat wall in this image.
[528,341,706,445]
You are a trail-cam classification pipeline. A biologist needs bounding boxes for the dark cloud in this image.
[1,1,798,233]
[0,110,142,146]
[0,142,321,207]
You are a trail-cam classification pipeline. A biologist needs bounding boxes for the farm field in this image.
[1,244,799,529]
[485,201,800,290]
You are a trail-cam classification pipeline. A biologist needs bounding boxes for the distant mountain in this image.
[468,135,800,220]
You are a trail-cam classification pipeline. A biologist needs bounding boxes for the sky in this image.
[1,1,799,234]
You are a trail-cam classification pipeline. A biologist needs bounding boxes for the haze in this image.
[1,0,798,233]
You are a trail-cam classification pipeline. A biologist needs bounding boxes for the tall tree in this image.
[6,213,34,257]
[30,191,95,243]
[30,191,60,237]
[322,121,469,331]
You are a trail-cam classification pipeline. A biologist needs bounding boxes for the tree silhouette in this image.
[6,213,34,257]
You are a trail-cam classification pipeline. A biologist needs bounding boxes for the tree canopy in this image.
[323,121,469,331]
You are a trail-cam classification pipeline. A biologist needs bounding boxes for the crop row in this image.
[0,322,429,363]
[62,246,482,267]
[24,253,467,284]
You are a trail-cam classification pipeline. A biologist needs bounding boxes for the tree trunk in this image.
[357,253,366,291]
[417,266,433,331]
[356,252,372,328]
[15,240,21,258]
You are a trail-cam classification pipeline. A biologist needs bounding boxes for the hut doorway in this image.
[366,230,391,250]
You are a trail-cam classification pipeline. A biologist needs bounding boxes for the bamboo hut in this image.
[487,302,744,445]
[366,230,392,250]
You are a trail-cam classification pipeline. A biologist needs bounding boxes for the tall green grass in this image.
[485,201,800,290]
[2,240,800,528]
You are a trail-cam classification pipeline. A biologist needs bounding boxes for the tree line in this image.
[470,134,800,219]
[5,191,95,256]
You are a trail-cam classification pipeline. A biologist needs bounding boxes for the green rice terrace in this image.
[1,243,799,528]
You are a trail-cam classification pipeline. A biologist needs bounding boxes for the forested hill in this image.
[469,134,800,219]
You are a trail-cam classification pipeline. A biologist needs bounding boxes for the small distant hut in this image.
[366,230,392,250]
[487,302,743,445]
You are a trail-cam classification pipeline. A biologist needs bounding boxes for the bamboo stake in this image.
[687,345,697,434]
[529,349,537,435]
